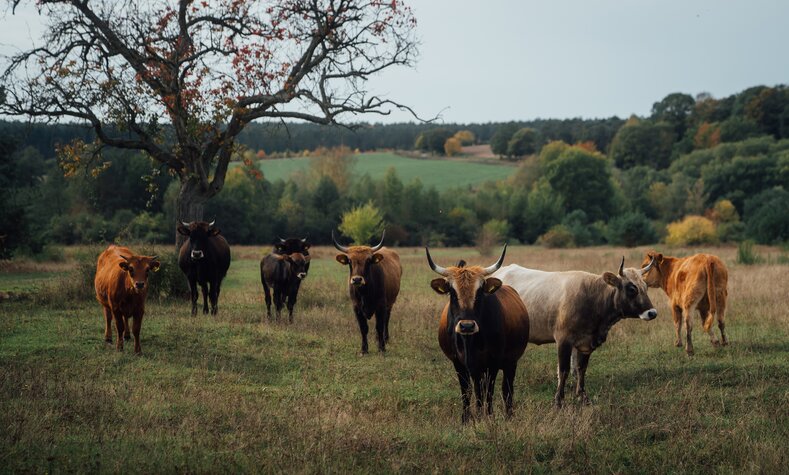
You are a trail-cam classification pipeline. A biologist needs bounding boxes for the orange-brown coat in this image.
[642,251,729,355]
[94,245,159,354]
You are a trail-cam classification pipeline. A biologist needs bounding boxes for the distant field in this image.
[1,244,788,472]
[255,151,515,189]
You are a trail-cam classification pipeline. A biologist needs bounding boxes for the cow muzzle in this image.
[190,250,204,260]
[297,272,307,280]
[454,320,479,335]
[350,276,365,286]
[639,308,658,321]
[134,282,146,291]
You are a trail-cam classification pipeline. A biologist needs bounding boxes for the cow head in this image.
[639,251,665,288]
[333,230,385,288]
[118,253,160,292]
[177,220,220,261]
[427,245,507,372]
[602,256,658,320]
[284,252,310,280]
[274,237,310,255]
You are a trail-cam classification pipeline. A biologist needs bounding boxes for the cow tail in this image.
[705,260,717,330]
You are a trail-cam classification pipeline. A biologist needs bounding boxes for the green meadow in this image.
[255,152,516,189]
[1,245,788,473]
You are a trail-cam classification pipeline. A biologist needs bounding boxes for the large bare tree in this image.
[0,0,418,246]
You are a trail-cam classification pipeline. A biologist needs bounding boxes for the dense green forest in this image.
[1,85,787,257]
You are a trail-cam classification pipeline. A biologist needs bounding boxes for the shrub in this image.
[476,219,509,256]
[665,215,718,246]
[717,221,745,243]
[338,201,385,245]
[538,224,575,248]
[606,212,658,247]
[744,187,789,244]
[737,240,762,265]
[444,137,462,157]
[35,246,101,305]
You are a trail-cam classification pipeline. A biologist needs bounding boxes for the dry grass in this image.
[1,244,788,473]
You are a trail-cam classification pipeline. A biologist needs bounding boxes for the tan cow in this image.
[641,251,729,355]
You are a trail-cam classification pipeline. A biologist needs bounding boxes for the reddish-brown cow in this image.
[641,251,729,355]
[94,245,159,354]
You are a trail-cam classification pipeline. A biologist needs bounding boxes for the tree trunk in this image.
[175,178,208,252]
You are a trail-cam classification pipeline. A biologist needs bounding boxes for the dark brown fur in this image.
[177,221,231,316]
[94,245,159,354]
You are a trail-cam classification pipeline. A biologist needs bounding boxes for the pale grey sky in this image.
[1,0,787,124]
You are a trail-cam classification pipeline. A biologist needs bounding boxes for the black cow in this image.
[177,220,231,316]
[260,252,310,322]
[427,245,530,423]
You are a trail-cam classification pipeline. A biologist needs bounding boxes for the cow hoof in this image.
[686,349,695,356]
[675,341,683,348]
[710,340,721,347]
[124,335,131,341]
[721,340,729,346]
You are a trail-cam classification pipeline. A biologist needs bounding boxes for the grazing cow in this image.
[94,245,160,354]
[494,257,658,406]
[641,251,729,355]
[177,220,231,316]
[427,245,530,423]
[333,230,402,354]
[260,251,310,322]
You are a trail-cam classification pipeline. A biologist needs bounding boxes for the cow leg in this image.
[286,286,297,324]
[454,362,472,424]
[574,352,592,405]
[188,276,199,316]
[122,314,131,341]
[103,306,113,344]
[200,282,209,315]
[210,280,221,315]
[262,281,272,319]
[502,363,516,419]
[112,310,125,352]
[485,370,497,416]
[672,305,683,347]
[273,286,283,321]
[698,299,720,347]
[683,305,695,356]
[374,307,387,352]
[554,340,573,407]
[384,306,391,343]
[472,373,485,416]
[354,307,369,354]
[132,311,143,355]
[717,292,728,346]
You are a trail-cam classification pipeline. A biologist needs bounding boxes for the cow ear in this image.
[275,245,285,253]
[602,272,621,288]
[335,254,349,265]
[303,243,311,250]
[177,223,190,236]
[209,227,221,236]
[656,253,663,263]
[372,253,384,264]
[119,261,130,271]
[430,278,450,294]
[150,260,161,272]
[483,277,502,294]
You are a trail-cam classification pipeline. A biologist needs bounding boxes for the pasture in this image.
[254,151,516,189]
[1,245,788,473]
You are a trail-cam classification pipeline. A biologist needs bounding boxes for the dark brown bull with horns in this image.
[427,245,530,423]
[333,230,402,354]
[177,220,231,316]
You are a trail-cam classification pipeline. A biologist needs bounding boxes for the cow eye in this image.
[626,284,637,297]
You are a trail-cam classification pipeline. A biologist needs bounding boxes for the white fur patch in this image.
[639,308,658,320]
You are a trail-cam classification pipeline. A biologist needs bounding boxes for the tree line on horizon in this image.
[0,84,787,258]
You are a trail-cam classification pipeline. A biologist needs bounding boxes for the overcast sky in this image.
[1,0,787,124]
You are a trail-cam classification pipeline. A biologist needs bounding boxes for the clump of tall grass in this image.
[736,240,762,265]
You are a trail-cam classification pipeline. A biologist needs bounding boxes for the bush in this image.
[606,212,658,247]
[561,210,606,246]
[744,187,789,244]
[538,224,575,248]
[338,201,385,245]
[717,221,745,243]
[35,246,102,305]
[665,215,718,246]
[476,219,509,256]
[736,240,762,265]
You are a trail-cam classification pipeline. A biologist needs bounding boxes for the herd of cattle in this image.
[93,220,730,422]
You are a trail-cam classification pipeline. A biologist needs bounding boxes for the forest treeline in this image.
[1,84,787,256]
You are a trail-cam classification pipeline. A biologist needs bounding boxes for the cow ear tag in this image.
[336,254,349,265]
[483,277,502,294]
[431,278,450,294]
[372,253,384,264]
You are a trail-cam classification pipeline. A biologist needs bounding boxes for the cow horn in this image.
[278,236,287,243]
[371,230,386,251]
[119,255,130,261]
[301,237,308,243]
[332,230,349,253]
[150,255,159,261]
[618,256,625,277]
[425,247,450,276]
[482,243,508,275]
[641,255,656,275]
[181,221,191,227]
[208,220,216,227]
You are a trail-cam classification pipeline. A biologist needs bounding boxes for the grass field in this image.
[1,244,788,473]
[254,151,516,189]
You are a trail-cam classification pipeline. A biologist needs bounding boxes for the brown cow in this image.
[333,230,402,354]
[427,245,530,423]
[94,245,160,354]
[641,251,729,355]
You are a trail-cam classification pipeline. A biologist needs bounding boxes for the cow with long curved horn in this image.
[426,244,529,423]
[333,229,402,354]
